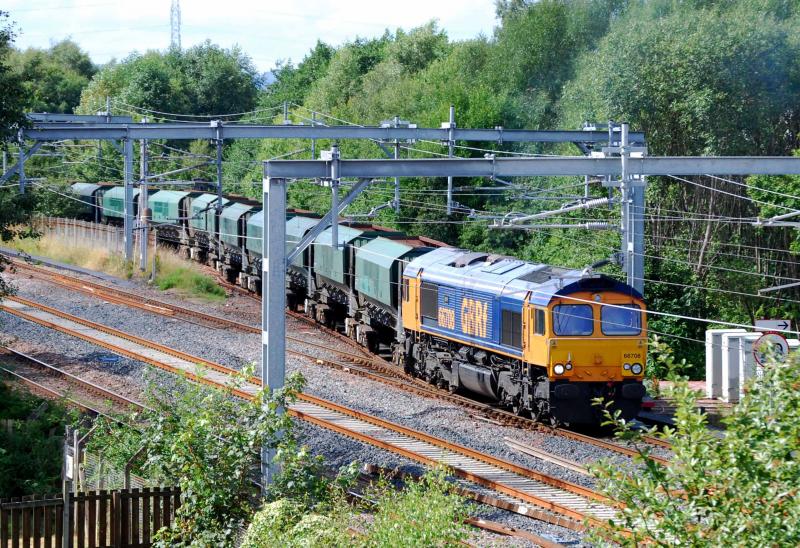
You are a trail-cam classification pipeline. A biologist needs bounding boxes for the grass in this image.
[5,233,226,302]
[152,251,227,301]
[9,232,133,278]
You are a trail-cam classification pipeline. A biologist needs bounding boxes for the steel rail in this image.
[291,397,618,526]
[358,462,583,531]
[0,346,145,411]
[463,518,567,548]
[4,295,260,383]
[504,437,590,476]
[0,365,98,416]
[12,260,376,363]
[0,297,258,400]
[296,392,610,504]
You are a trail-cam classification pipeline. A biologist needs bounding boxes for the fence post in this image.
[124,445,146,490]
[63,427,73,548]
[112,491,121,548]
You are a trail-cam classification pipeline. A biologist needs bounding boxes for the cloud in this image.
[6,0,497,71]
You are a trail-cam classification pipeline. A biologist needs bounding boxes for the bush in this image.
[591,352,800,546]
[363,469,468,547]
[242,468,468,547]
[0,384,76,496]
[154,263,226,301]
[85,366,305,547]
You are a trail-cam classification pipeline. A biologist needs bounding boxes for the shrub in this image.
[84,366,305,547]
[242,467,469,547]
[591,353,800,546]
[0,384,76,496]
[363,469,468,547]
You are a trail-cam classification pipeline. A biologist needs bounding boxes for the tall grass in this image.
[5,234,226,302]
[8,233,132,278]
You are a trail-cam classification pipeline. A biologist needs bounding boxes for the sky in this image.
[5,0,499,73]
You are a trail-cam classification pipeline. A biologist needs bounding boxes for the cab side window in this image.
[402,278,409,302]
[534,308,545,335]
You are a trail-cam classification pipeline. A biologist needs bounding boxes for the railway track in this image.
[0,346,145,417]
[0,347,578,541]
[0,349,570,544]
[0,294,621,530]
[9,258,672,462]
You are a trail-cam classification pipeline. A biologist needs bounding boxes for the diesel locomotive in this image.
[69,182,648,425]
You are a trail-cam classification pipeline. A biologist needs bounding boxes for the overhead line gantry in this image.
[3,113,644,264]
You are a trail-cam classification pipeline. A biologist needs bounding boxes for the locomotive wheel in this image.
[511,397,527,417]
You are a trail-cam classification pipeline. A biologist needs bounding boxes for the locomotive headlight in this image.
[631,363,643,375]
[623,363,631,370]
[565,363,573,371]
[553,364,566,375]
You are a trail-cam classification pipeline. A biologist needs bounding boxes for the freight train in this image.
[69,182,648,425]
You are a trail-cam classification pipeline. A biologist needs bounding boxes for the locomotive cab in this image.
[529,288,647,425]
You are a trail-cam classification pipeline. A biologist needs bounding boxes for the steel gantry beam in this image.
[264,156,800,179]
[21,122,646,145]
[265,152,800,298]
[11,115,645,264]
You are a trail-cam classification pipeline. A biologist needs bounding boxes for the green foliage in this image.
[0,189,39,298]
[267,443,353,512]
[241,468,468,548]
[0,383,74,496]
[9,39,96,113]
[242,499,348,548]
[561,1,800,156]
[492,0,624,125]
[363,469,468,547]
[645,335,689,384]
[85,367,305,547]
[0,11,27,144]
[0,10,33,284]
[154,263,226,301]
[78,41,260,116]
[262,41,334,110]
[591,354,800,546]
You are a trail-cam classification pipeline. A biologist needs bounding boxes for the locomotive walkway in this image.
[1,294,620,529]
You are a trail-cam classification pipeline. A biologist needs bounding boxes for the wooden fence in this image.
[1,487,180,548]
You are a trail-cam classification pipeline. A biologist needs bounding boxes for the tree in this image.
[560,2,800,156]
[261,41,334,111]
[0,11,26,142]
[0,10,33,298]
[78,41,261,118]
[9,39,96,113]
[0,384,75,497]
[591,350,800,546]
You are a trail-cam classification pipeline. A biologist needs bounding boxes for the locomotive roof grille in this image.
[519,266,572,284]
